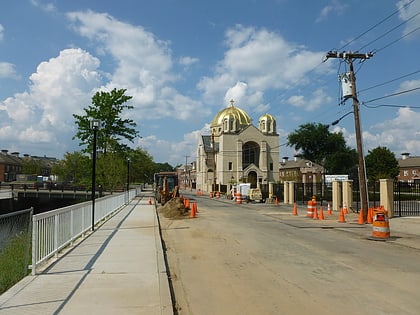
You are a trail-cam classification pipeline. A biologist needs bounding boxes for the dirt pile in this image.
[158,197,189,219]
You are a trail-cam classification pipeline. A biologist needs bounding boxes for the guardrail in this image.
[31,187,140,275]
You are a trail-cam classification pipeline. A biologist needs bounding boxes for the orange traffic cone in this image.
[327,203,332,216]
[275,197,279,206]
[189,202,196,218]
[194,202,199,213]
[313,207,319,220]
[319,207,325,220]
[292,203,298,216]
[338,208,346,223]
[367,207,373,224]
[343,203,349,214]
[357,210,365,225]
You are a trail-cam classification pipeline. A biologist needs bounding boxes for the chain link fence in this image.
[0,208,33,294]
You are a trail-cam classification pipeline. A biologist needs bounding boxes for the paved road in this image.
[161,191,420,315]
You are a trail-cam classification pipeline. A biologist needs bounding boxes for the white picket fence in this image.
[31,188,140,275]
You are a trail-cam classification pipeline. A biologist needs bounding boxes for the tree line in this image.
[27,88,175,191]
[287,122,400,182]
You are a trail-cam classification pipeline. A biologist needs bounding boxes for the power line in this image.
[337,0,415,51]
[375,25,420,53]
[358,9,420,52]
[358,69,420,93]
[362,103,420,109]
[362,86,420,104]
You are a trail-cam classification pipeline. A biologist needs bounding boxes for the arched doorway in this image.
[247,171,258,188]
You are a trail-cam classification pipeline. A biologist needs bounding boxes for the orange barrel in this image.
[369,208,390,240]
[210,192,213,198]
[307,200,314,218]
[236,193,242,204]
[216,191,220,198]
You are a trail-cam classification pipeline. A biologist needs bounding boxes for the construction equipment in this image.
[153,172,179,205]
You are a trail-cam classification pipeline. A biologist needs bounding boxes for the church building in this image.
[196,100,279,196]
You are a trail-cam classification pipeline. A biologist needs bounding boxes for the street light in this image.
[90,119,100,231]
[126,157,131,193]
[330,111,354,126]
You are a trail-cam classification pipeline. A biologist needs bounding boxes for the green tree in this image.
[73,88,139,154]
[365,146,399,181]
[97,152,126,191]
[52,151,90,186]
[287,122,357,174]
[129,147,155,184]
[21,158,41,175]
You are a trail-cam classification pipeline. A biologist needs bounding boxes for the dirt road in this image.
[159,197,420,315]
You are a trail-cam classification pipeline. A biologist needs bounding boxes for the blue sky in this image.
[1,0,420,166]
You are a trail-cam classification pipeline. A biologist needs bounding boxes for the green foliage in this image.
[153,162,175,173]
[97,152,126,191]
[287,122,357,174]
[21,158,41,175]
[0,233,30,294]
[128,148,155,184]
[365,146,399,181]
[73,88,139,154]
[52,151,90,186]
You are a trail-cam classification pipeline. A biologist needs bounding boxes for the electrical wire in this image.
[337,0,415,51]
[362,103,420,109]
[375,25,420,53]
[358,69,420,93]
[357,10,420,52]
[362,86,420,104]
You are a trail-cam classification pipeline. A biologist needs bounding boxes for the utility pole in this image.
[211,133,216,192]
[326,51,373,221]
[184,155,190,190]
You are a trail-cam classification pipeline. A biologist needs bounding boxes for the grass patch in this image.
[0,232,31,295]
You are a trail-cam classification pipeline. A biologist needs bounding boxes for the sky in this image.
[1,0,420,166]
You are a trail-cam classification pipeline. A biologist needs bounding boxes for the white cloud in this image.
[338,108,420,156]
[0,48,101,150]
[397,79,420,93]
[287,89,333,111]
[67,10,206,122]
[179,56,199,67]
[198,25,328,111]
[316,1,348,23]
[30,0,57,13]
[0,62,19,79]
[398,0,420,39]
[0,24,4,41]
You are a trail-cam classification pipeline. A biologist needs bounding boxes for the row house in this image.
[0,150,58,183]
[398,153,420,184]
[278,156,324,184]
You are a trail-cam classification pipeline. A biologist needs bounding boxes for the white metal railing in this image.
[0,189,12,200]
[31,187,141,275]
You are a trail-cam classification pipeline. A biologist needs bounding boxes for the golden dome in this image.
[259,113,275,121]
[210,100,251,128]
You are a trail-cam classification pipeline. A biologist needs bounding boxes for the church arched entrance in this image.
[247,171,258,188]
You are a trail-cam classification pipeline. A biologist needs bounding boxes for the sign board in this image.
[325,175,349,184]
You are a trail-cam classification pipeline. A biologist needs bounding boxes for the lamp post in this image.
[90,119,100,231]
[127,157,131,193]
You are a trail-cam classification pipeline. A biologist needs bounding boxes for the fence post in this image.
[380,179,394,217]
[288,182,295,204]
[342,180,353,212]
[332,180,342,212]
[284,181,289,204]
[31,216,38,276]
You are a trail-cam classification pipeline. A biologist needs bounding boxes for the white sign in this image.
[325,175,349,184]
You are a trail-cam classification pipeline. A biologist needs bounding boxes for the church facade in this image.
[196,100,279,196]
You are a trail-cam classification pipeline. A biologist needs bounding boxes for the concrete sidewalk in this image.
[0,193,173,315]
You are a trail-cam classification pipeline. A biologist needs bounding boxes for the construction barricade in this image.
[368,207,390,241]
[307,196,317,218]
